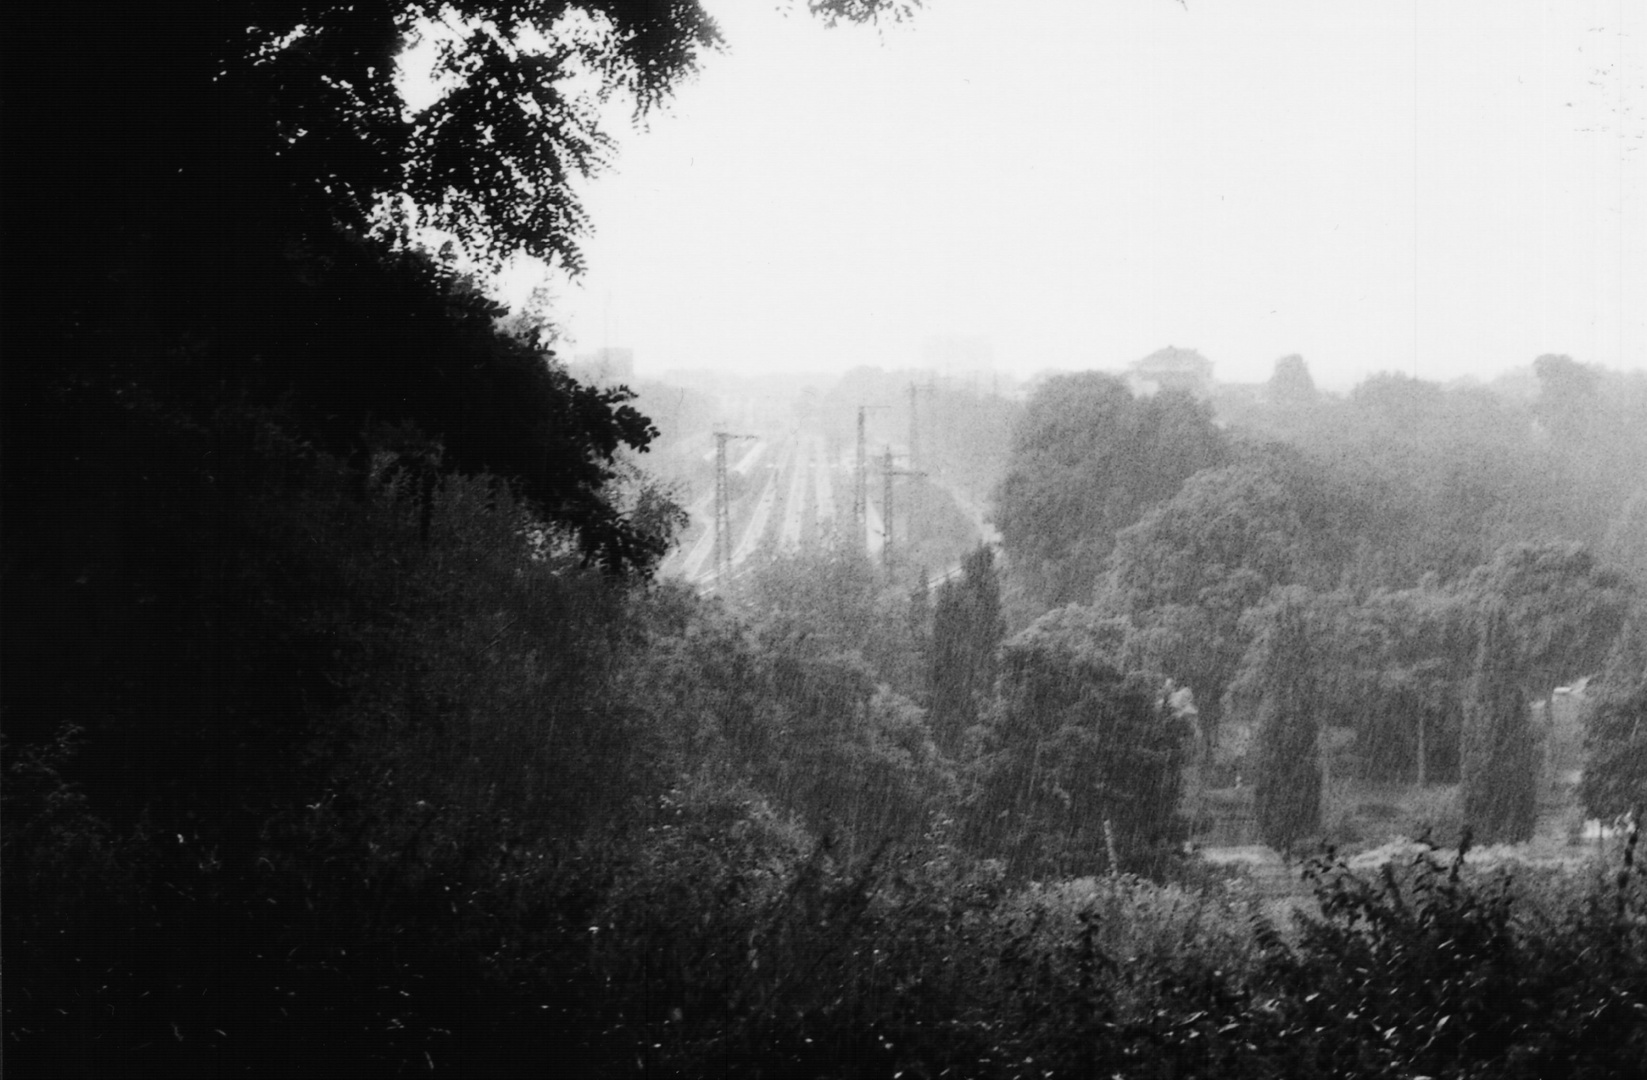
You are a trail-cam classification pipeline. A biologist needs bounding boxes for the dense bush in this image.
[11,685,1647,1079]
[0,384,688,1074]
[603,827,1647,1080]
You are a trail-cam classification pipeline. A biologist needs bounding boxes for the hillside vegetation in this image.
[7,1,1647,1074]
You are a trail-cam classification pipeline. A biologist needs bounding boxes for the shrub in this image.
[1,723,159,915]
[1281,828,1647,1079]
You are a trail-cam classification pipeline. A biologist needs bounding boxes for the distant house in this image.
[1127,346,1214,398]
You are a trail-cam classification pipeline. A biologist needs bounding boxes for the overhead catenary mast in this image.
[713,430,757,587]
[879,444,926,569]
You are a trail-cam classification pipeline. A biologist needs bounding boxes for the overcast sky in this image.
[502,0,1643,390]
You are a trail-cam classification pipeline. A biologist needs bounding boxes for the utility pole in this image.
[879,444,926,569]
[713,431,757,587]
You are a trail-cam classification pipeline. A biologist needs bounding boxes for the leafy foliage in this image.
[1253,373,1583,583]
[581,828,1647,1080]
[7,1,723,276]
[1286,834,1647,1080]
[1346,583,1474,784]
[735,536,930,698]
[1099,446,1356,737]
[995,374,1226,609]
[632,550,954,860]
[1221,583,1473,787]
[969,608,1190,878]
[1464,541,1633,701]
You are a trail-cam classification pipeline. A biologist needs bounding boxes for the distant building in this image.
[571,347,635,385]
[1127,346,1214,398]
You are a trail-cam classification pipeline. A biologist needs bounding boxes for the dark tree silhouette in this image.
[1461,605,1538,844]
[2,2,724,571]
[929,545,1004,753]
[1251,594,1322,855]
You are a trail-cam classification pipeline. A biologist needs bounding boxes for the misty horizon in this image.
[480,0,1645,390]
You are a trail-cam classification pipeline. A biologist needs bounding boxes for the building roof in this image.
[1130,346,1213,377]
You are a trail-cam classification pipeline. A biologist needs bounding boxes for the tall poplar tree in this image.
[1578,610,1647,821]
[1252,594,1322,855]
[1461,604,1538,844]
[929,545,1004,753]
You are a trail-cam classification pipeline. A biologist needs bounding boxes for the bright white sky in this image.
[496,0,1643,390]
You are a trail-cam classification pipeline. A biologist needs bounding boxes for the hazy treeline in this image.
[991,359,1647,846]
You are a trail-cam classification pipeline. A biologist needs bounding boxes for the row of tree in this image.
[989,363,1645,851]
